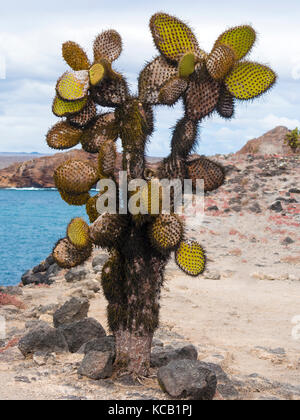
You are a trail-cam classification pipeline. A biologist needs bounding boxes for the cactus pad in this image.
[89,214,128,249]
[171,117,198,158]
[214,25,256,61]
[62,41,90,71]
[175,240,206,276]
[150,13,199,62]
[150,214,184,252]
[159,77,188,105]
[53,237,92,269]
[216,88,235,119]
[187,157,225,192]
[92,77,128,107]
[59,190,90,206]
[86,194,101,223]
[80,112,118,153]
[57,70,89,101]
[138,56,177,104]
[184,71,221,121]
[89,63,105,86]
[178,52,196,78]
[67,218,90,249]
[93,30,122,63]
[52,95,88,117]
[139,179,163,215]
[68,98,97,127]
[46,121,82,150]
[225,61,276,100]
[98,140,117,178]
[54,159,99,194]
[206,45,235,80]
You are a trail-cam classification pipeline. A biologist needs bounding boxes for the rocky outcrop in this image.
[236,126,296,155]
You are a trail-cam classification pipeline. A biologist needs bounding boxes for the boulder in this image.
[151,344,198,368]
[158,359,217,400]
[78,351,113,380]
[53,297,89,328]
[92,254,109,268]
[58,318,106,353]
[18,324,68,356]
[65,267,89,283]
[79,336,115,360]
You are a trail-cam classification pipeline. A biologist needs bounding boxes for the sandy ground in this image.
[0,153,300,400]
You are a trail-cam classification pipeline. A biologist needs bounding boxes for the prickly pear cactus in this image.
[46,13,276,378]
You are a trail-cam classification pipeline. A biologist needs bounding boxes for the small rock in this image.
[18,324,68,356]
[46,263,61,278]
[282,237,294,245]
[289,188,300,194]
[33,351,55,366]
[32,260,50,274]
[0,286,23,296]
[65,267,89,283]
[39,314,53,325]
[15,376,31,383]
[93,265,103,274]
[53,297,90,328]
[204,271,221,280]
[92,254,109,268]
[158,359,217,400]
[151,344,198,368]
[231,206,242,213]
[82,280,101,293]
[21,270,53,286]
[207,206,219,212]
[59,318,106,353]
[269,201,283,212]
[248,202,262,213]
[288,274,299,281]
[78,351,113,380]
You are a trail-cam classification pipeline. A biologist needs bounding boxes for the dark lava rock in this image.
[46,263,61,278]
[32,260,50,274]
[248,202,262,213]
[53,297,90,328]
[21,270,54,286]
[151,344,198,368]
[231,206,242,213]
[207,206,219,212]
[269,201,283,212]
[281,237,295,245]
[289,188,300,194]
[65,266,89,283]
[0,286,23,296]
[78,351,113,380]
[18,324,68,356]
[59,318,106,353]
[158,359,217,400]
[80,336,115,360]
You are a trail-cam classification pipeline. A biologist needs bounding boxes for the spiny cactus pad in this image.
[67,218,90,249]
[98,140,117,178]
[86,194,101,223]
[93,30,122,63]
[89,214,128,249]
[46,121,82,150]
[89,63,105,86]
[159,77,188,105]
[68,98,97,127]
[59,190,90,206]
[139,179,163,215]
[171,117,198,158]
[187,157,225,192]
[206,45,235,80]
[150,13,199,62]
[62,41,90,71]
[217,88,235,119]
[184,71,221,121]
[53,237,92,269]
[149,214,184,252]
[101,251,123,303]
[57,70,89,101]
[175,240,206,276]
[138,56,177,104]
[214,25,256,61]
[225,61,276,100]
[92,77,128,107]
[52,95,88,117]
[54,159,99,194]
[80,112,118,153]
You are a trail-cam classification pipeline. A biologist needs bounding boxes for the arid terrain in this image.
[0,126,300,400]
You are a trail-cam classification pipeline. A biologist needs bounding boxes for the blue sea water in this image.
[0,189,92,286]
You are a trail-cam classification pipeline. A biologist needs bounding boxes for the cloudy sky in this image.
[0,0,299,156]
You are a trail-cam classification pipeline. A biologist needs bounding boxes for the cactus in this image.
[284,128,300,153]
[47,13,276,378]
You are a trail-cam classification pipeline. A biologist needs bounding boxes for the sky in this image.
[0,0,299,156]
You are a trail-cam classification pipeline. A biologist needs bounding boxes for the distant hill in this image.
[0,153,50,170]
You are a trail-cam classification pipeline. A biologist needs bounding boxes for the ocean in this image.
[0,189,92,287]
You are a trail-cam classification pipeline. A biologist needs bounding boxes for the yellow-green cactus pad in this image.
[159,77,188,105]
[46,121,83,150]
[214,25,256,61]
[206,45,235,80]
[86,194,101,223]
[93,30,122,63]
[98,140,117,178]
[89,63,105,86]
[178,52,196,78]
[175,240,206,276]
[150,13,199,62]
[62,41,90,71]
[150,214,183,252]
[53,237,92,269]
[67,217,90,249]
[80,113,118,154]
[57,71,89,101]
[187,157,225,192]
[52,95,88,117]
[225,61,276,100]
[68,98,97,127]
[138,56,177,104]
[54,159,99,194]
[59,190,90,206]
